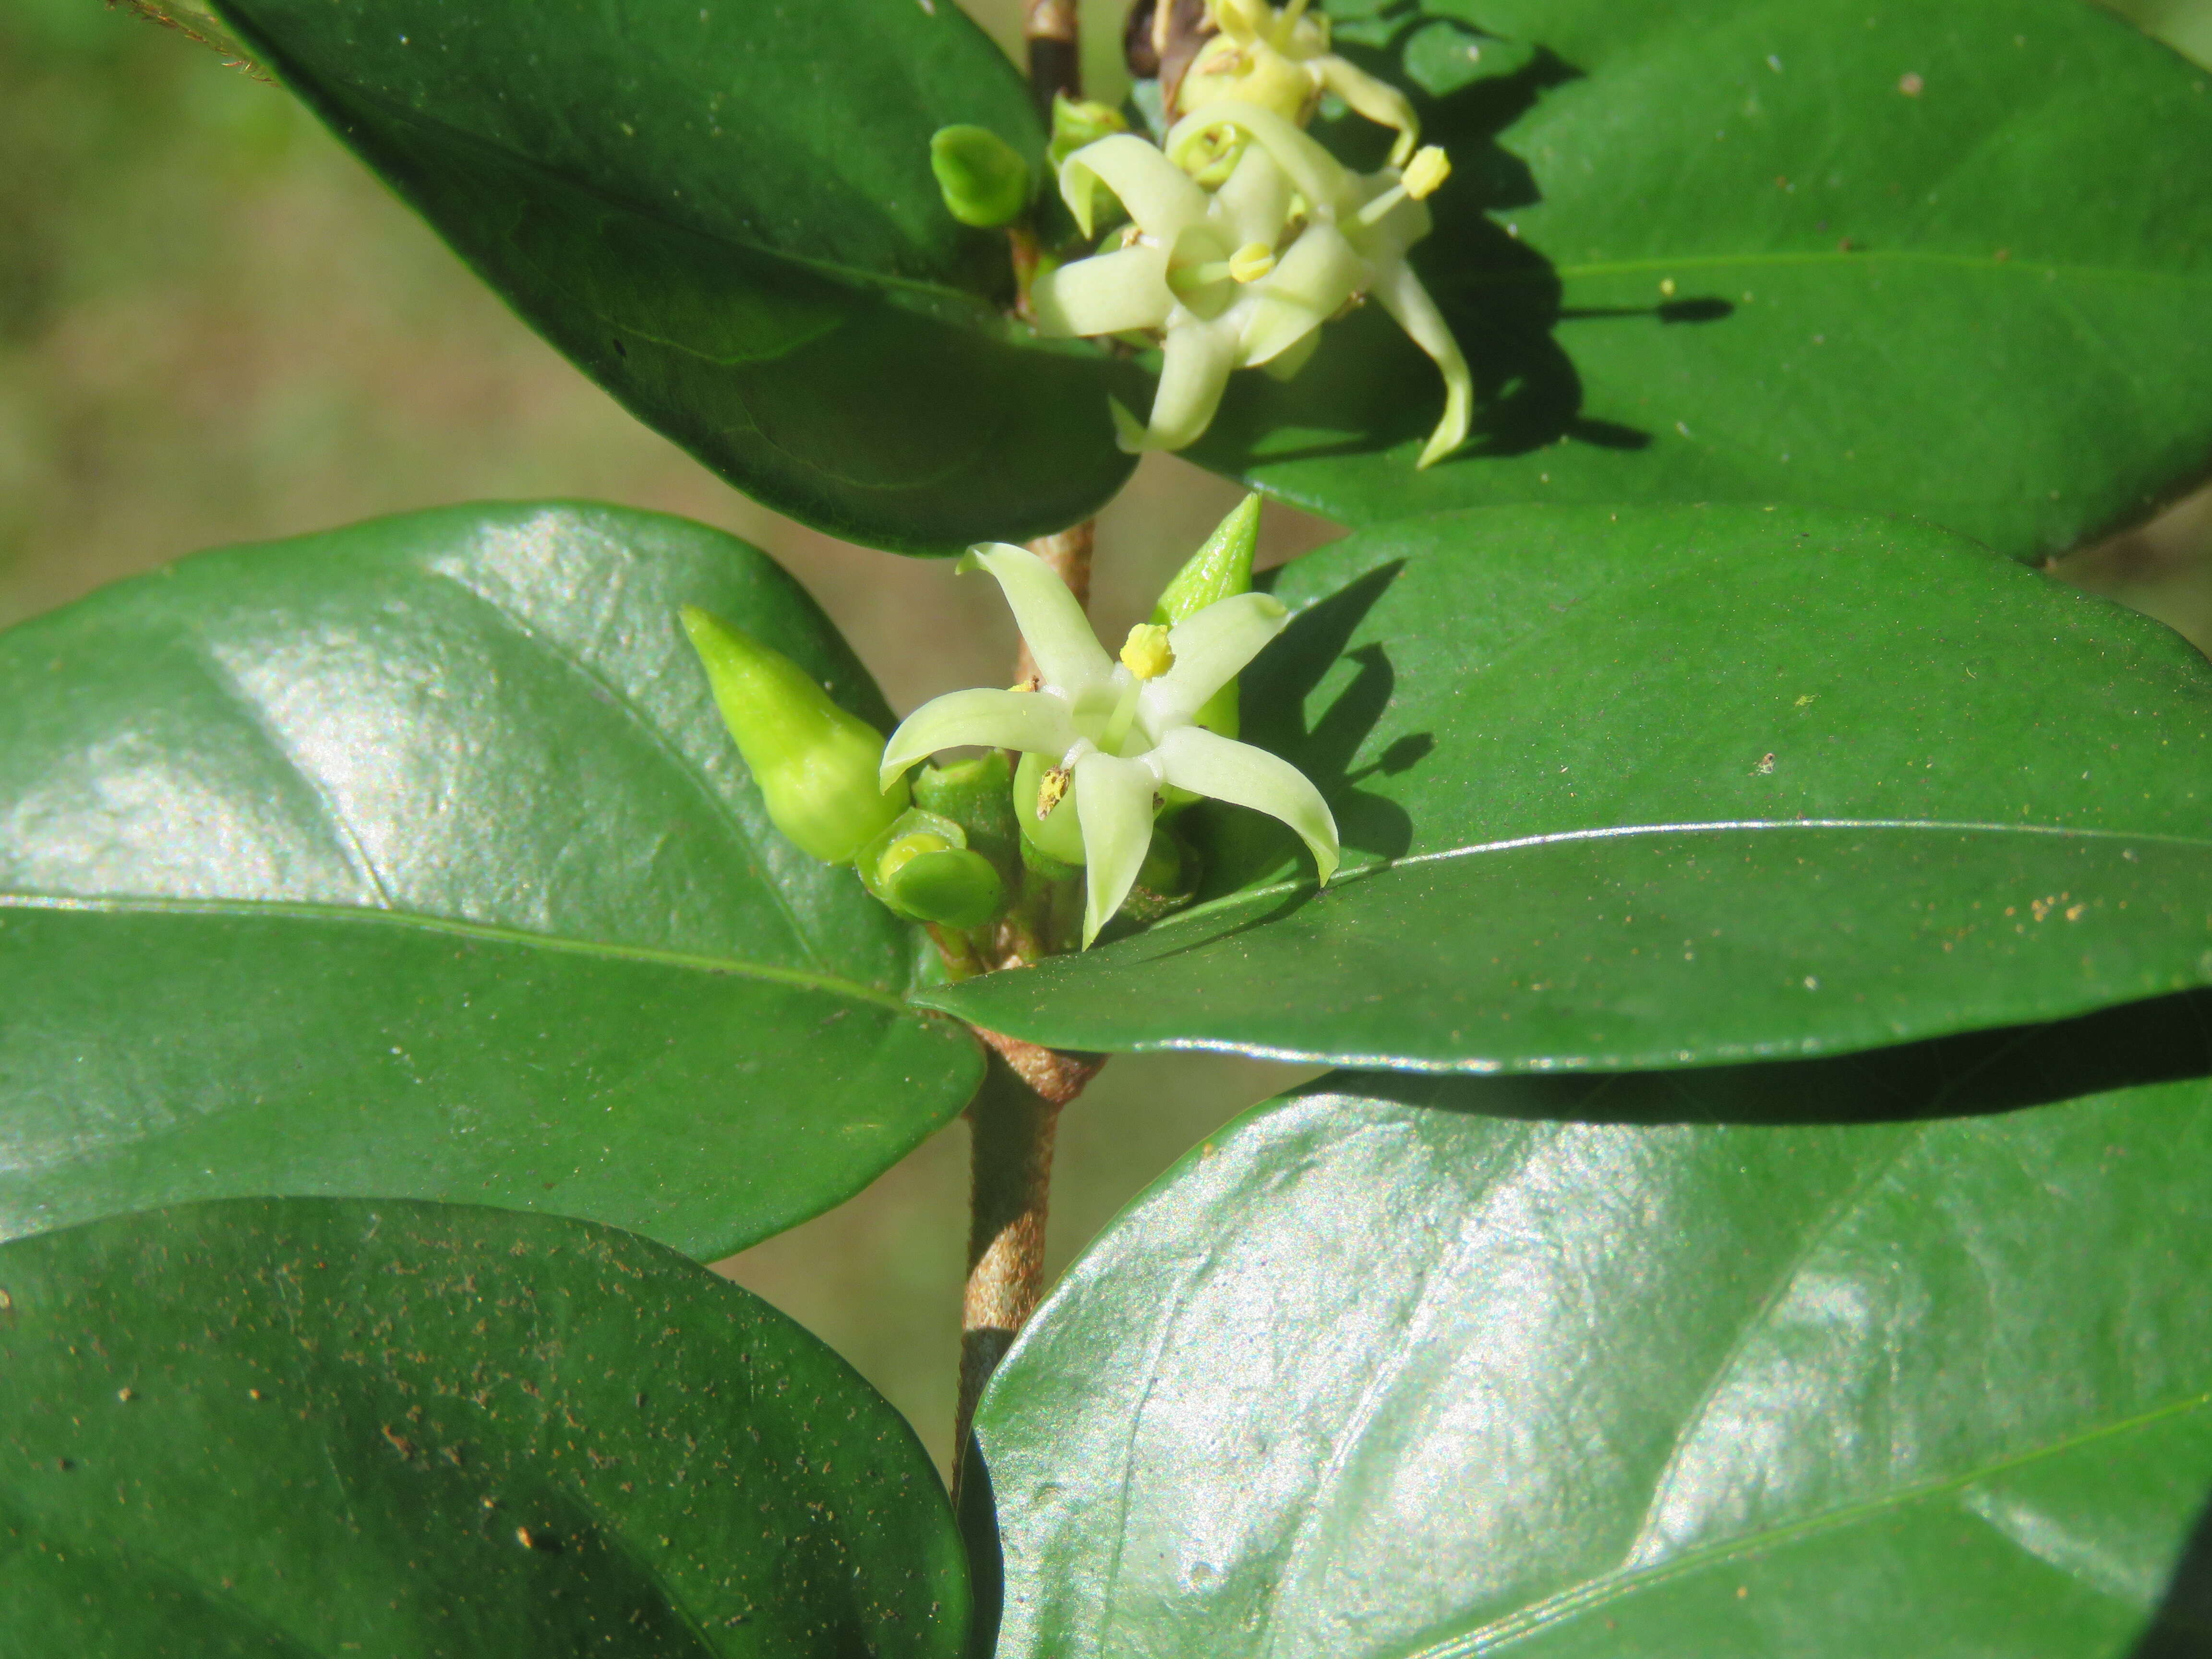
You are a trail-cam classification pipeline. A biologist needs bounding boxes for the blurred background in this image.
[2,0,2206,1475]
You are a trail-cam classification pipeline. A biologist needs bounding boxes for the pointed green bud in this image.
[1152,493,1261,626]
[1152,492,1262,742]
[857,807,1007,928]
[681,605,907,864]
[1048,92,1127,171]
[929,125,1032,229]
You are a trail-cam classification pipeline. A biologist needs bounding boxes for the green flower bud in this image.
[912,751,1021,876]
[1153,492,1261,626]
[1048,92,1127,171]
[858,807,1008,928]
[1013,748,1088,866]
[929,124,1032,229]
[1153,492,1262,749]
[680,605,907,864]
[887,845,1005,929]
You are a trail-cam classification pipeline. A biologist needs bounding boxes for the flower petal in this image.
[1213,139,1295,250]
[1315,55,1419,165]
[1139,317,1240,451]
[1369,260,1472,469]
[1072,750,1162,945]
[963,543,1115,692]
[1166,99,1348,214]
[1238,221,1364,368]
[1146,591,1288,726]
[1153,724,1340,884]
[879,688,1076,788]
[1060,133,1212,240]
[1032,243,1176,338]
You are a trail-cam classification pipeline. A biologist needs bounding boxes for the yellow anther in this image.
[1402,145,1452,201]
[1035,764,1071,819]
[1119,623,1176,680]
[1229,242,1277,283]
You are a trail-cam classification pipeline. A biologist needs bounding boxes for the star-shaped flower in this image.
[879,542,1339,947]
[1032,99,1470,468]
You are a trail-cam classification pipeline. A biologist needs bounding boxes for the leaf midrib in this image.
[1131,817,2212,951]
[0,892,914,1016]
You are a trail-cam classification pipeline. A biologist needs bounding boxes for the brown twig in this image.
[1023,0,1082,118]
[952,1031,1105,1502]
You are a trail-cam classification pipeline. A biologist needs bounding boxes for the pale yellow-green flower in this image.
[879,542,1338,947]
[1032,99,1469,468]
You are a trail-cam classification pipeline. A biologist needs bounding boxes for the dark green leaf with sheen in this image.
[0,1197,966,1656]
[977,1015,2212,1658]
[1190,0,2212,558]
[922,505,2212,1070]
[0,503,981,1256]
[211,0,1133,553]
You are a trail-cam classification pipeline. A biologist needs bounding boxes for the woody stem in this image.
[1023,0,1082,118]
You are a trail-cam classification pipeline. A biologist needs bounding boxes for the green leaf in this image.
[210,0,1133,554]
[0,1196,966,1655]
[976,1022,2212,1658]
[1189,0,2212,559]
[0,503,981,1257]
[920,505,2212,1071]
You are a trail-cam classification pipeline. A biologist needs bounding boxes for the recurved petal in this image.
[1060,133,1212,240]
[1072,750,1163,946]
[1238,221,1364,368]
[1213,144,1295,253]
[1369,260,1472,469]
[1031,244,1177,338]
[1139,317,1240,452]
[879,688,1077,787]
[1316,54,1419,165]
[963,543,1116,692]
[1152,724,1339,884]
[1147,591,1289,725]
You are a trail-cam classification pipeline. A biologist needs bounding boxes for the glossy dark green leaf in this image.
[0,1197,966,1656]
[210,0,1133,553]
[921,505,2212,1070]
[0,503,981,1256]
[977,1014,2212,1658]
[1189,0,2212,559]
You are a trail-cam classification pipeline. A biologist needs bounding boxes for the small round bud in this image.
[875,830,955,889]
[1049,93,1127,170]
[1229,242,1278,283]
[1402,145,1452,201]
[1119,623,1176,680]
[885,846,1005,929]
[929,125,1032,229]
[856,808,1009,928]
[680,606,906,864]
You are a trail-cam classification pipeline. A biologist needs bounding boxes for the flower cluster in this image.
[1027,0,1470,469]
[1034,102,1468,467]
